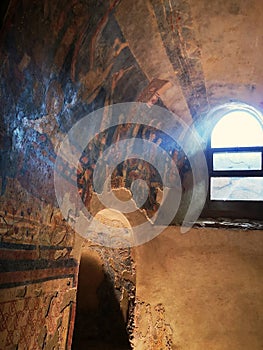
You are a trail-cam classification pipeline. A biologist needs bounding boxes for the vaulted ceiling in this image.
[0,0,263,204]
[2,0,263,121]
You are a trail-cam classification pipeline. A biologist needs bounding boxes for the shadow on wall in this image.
[72,249,131,350]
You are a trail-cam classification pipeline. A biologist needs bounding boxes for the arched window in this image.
[204,104,263,220]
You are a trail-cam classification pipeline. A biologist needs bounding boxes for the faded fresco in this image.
[0,0,205,348]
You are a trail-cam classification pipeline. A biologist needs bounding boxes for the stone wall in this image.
[0,1,144,348]
[1,1,263,349]
[0,178,78,349]
[133,226,263,349]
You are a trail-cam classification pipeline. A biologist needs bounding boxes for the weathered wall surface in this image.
[0,178,78,349]
[0,0,263,349]
[133,226,263,349]
[72,243,135,349]
[0,1,142,348]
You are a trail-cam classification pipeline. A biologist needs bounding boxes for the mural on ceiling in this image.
[150,0,208,118]
[0,1,200,348]
[0,0,190,217]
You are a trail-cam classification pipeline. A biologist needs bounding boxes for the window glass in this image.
[211,177,263,201]
[213,152,262,171]
[211,111,263,148]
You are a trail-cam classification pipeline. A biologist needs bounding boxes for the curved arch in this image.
[211,110,263,148]
[202,102,263,219]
